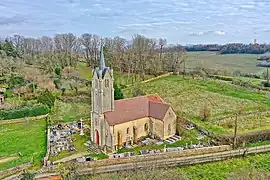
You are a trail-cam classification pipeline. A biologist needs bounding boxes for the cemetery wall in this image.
[43,127,51,166]
[82,145,231,168]
[0,113,49,125]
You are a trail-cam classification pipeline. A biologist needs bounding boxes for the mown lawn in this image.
[124,75,270,134]
[0,119,47,170]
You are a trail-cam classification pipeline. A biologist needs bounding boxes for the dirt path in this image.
[0,156,19,164]
[125,72,173,89]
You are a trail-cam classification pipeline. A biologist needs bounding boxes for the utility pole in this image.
[233,112,238,149]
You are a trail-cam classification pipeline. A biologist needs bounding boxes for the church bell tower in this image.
[91,45,114,148]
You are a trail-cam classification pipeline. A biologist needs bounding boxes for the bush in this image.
[53,78,61,89]
[37,89,56,109]
[261,81,270,87]
[114,83,124,100]
[133,88,146,97]
[4,89,13,98]
[8,74,24,88]
[209,75,233,81]
[0,104,50,120]
[200,105,211,121]
[55,67,61,76]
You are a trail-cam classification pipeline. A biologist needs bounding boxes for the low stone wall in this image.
[0,114,49,125]
[80,145,231,168]
[0,162,32,179]
[43,126,51,166]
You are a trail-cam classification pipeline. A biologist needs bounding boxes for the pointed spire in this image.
[99,44,105,70]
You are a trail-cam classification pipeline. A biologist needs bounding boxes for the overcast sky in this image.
[0,0,270,44]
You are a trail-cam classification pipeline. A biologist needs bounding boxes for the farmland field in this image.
[0,119,47,170]
[124,75,270,134]
[185,52,263,74]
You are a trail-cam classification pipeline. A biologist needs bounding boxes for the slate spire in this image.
[99,44,105,70]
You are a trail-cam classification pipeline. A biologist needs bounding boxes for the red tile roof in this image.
[104,95,171,126]
[38,175,62,180]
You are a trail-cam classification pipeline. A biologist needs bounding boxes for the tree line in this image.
[0,34,187,80]
[185,43,270,54]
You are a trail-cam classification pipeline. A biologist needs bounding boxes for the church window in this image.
[168,124,171,134]
[126,127,129,134]
[95,79,98,88]
[105,79,109,88]
[144,123,148,131]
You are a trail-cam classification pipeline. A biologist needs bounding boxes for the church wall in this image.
[112,117,150,146]
[163,107,177,139]
[149,118,164,139]
[104,120,113,148]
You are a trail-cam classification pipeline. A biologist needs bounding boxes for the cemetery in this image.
[47,119,92,163]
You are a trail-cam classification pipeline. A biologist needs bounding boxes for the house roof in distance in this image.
[104,94,171,126]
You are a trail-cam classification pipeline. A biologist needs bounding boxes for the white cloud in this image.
[215,31,226,35]
[0,0,268,44]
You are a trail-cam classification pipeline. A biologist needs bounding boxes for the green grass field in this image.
[185,52,264,74]
[0,119,47,170]
[88,152,270,180]
[124,75,270,134]
[50,100,90,124]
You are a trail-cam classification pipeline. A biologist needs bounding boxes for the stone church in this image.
[91,46,177,152]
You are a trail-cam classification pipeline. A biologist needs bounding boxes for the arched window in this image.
[126,127,129,134]
[168,124,171,134]
[105,79,109,88]
[95,79,98,88]
[144,123,148,131]
[95,118,98,126]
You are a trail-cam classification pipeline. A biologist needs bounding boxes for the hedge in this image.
[0,104,50,120]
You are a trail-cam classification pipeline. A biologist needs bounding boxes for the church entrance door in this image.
[95,130,99,145]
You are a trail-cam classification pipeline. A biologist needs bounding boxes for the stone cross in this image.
[79,118,84,136]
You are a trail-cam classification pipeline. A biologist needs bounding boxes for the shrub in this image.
[114,83,124,100]
[4,89,13,98]
[209,75,233,81]
[37,89,56,109]
[261,81,270,87]
[200,105,211,121]
[53,78,61,89]
[8,75,25,88]
[55,67,61,76]
[0,104,50,120]
[132,88,146,97]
